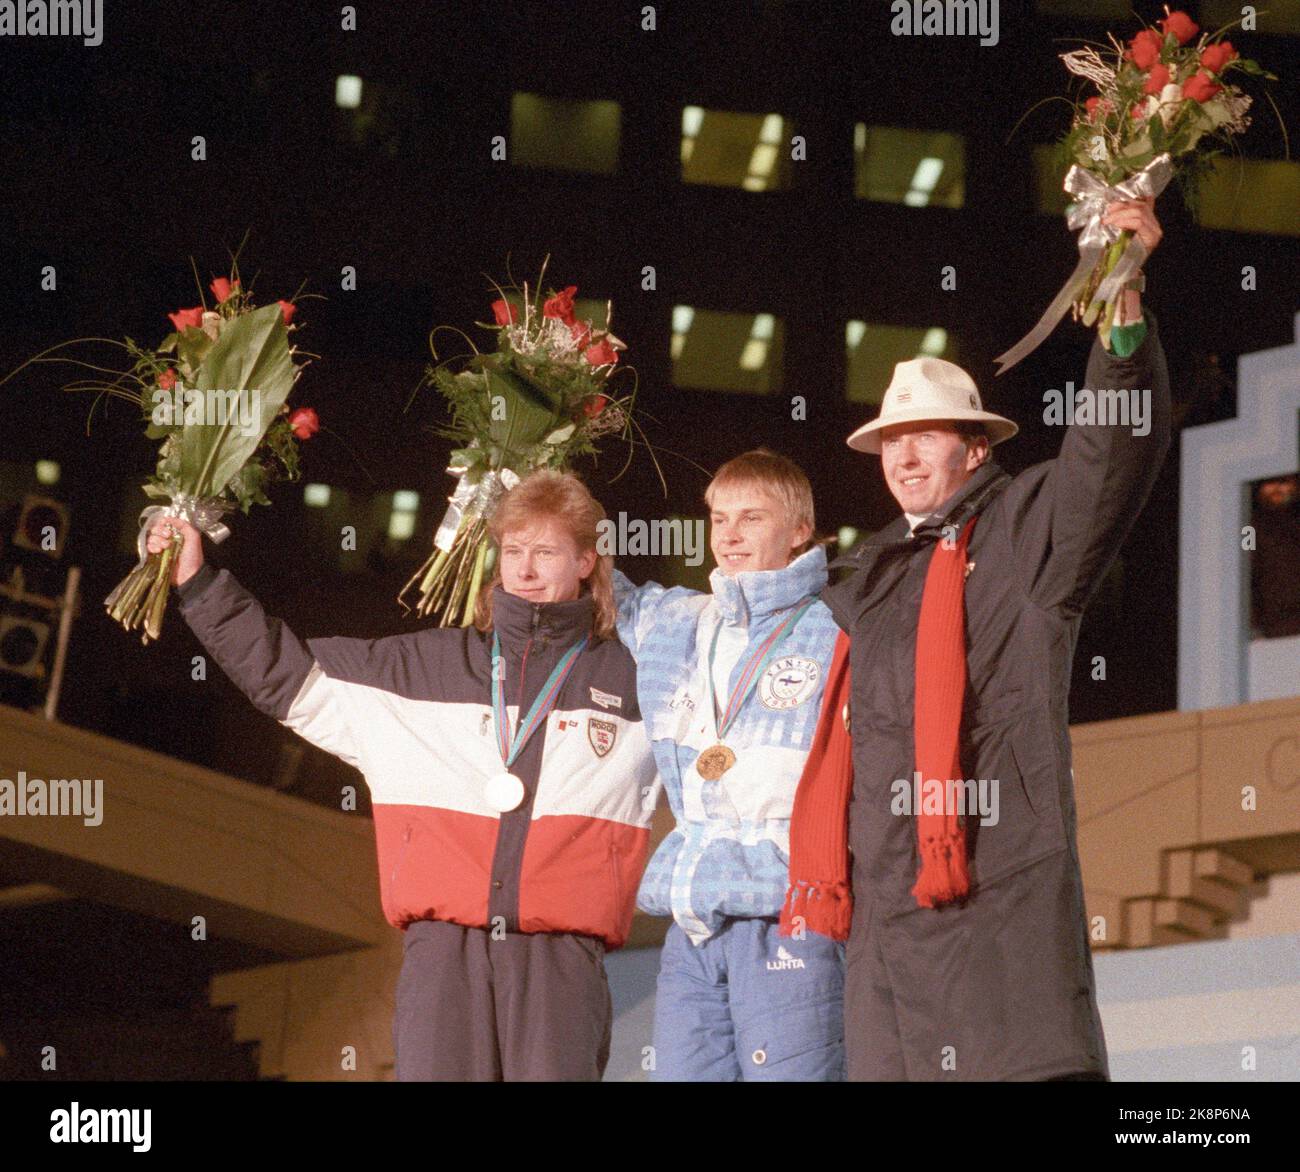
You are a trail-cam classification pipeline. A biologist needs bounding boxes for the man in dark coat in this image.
[822,198,1169,1080]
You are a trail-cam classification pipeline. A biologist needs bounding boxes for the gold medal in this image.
[695,744,737,780]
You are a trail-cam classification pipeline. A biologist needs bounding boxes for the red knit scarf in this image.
[780,518,977,940]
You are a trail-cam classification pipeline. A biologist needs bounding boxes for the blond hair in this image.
[472,469,616,640]
[705,448,816,558]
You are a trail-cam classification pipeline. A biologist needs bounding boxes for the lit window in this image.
[681,106,793,191]
[510,93,621,174]
[335,75,362,109]
[1196,159,1300,237]
[35,460,60,486]
[854,126,965,208]
[388,491,420,541]
[845,322,958,404]
[1202,0,1300,35]
[334,79,414,155]
[671,306,784,394]
[303,483,331,508]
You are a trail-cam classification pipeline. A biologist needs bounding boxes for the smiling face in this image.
[498,517,597,603]
[709,484,812,576]
[879,421,989,516]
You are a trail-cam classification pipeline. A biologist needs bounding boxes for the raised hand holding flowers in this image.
[400,259,641,625]
[996,6,1278,372]
[2,251,319,643]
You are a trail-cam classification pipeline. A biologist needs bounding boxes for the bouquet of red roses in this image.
[400,261,638,625]
[996,6,1277,372]
[6,262,319,643]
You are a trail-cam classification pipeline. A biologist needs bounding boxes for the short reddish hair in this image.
[472,469,616,640]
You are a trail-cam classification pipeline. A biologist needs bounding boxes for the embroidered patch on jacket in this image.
[589,686,622,710]
[759,656,821,710]
[588,717,617,757]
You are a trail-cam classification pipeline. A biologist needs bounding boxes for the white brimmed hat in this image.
[847,356,1018,454]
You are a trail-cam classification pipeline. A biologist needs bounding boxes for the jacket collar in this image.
[490,585,595,650]
[708,544,829,627]
[908,460,1011,542]
[830,461,1011,571]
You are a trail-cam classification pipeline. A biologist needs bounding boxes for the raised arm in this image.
[153,519,364,768]
[1005,198,1172,617]
[612,567,703,659]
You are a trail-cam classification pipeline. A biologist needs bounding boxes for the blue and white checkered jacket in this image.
[614,546,841,944]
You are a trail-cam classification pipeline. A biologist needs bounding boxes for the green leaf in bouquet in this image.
[1118,130,1153,162]
[142,481,174,500]
[481,359,560,461]
[1231,58,1273,79]
[449,446,485,470]
[544,423,576,446]
[228,460,272,512]
[179,302,296,500]
[175,326,214,376]
[1178,107,1216,154]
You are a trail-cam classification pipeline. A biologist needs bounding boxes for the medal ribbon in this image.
[708,599,816,740]
[491,632,589,768]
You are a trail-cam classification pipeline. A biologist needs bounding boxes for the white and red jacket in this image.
[176,566,660,947]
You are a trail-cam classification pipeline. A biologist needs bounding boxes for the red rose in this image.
[210,277,239,303]
[278,299,297,326]
[1130,103,1146,121]
[1160,10,1199,45]
[1143,63,1171,94]
[1182,71,1222,103]
[158,368,177,391]
[1126,28,1163,70]
[543,285,578,324]
[569,319,592,350]
[289,406,319,440]
[584,339,618,366]
[582,395,609,418]
[491,298,517,325]
[168,306,204,333]
[1084,96,1113,122]
[1200,41,1238,74]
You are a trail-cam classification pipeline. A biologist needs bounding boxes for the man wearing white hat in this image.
[781,197,1168,1080]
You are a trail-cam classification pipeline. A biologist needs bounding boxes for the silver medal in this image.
[485,771,526,812]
